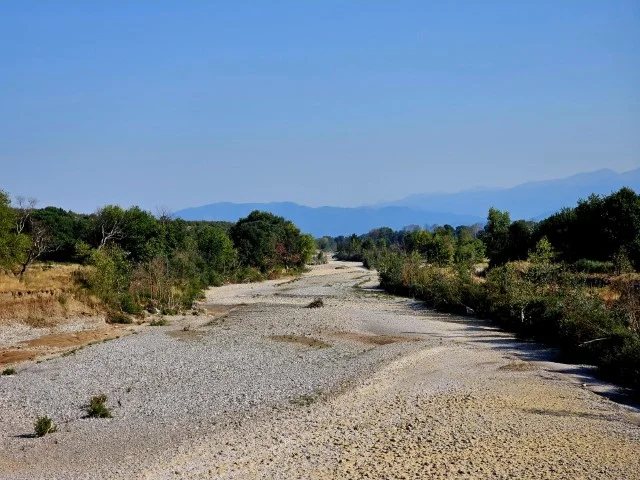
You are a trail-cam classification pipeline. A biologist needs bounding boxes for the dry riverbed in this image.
[0,261,638,479]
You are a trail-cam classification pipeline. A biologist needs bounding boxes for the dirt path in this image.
[1,261,638,479]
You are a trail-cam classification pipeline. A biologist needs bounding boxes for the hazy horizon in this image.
[2,2,639,213]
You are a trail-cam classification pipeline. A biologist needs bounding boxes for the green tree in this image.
[484,208,511,267]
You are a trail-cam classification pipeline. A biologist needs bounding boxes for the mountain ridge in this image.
[175,167,639,236]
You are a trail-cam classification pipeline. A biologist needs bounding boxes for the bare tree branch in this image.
[19,220,59,276]
[15,195,38,234]
[98,221,124,250]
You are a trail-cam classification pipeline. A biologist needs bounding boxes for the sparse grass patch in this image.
[306,298,324,308]
[149,317,168,326]
[34,416,57,437]
[87,394,112,418]
[2,367,16,376]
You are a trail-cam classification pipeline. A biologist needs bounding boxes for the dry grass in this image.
[0,264,82,293]
[0,263,100,325]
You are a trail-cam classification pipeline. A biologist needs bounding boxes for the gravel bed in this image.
[1,260,638,479]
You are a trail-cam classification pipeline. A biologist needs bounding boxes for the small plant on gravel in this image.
[306,298,324,308]
[183,324,191,331]
[34,416,57,437]
[87,394,112,418]
[149,317,168,326]
[2,367,16,376]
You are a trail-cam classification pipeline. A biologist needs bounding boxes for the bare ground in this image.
[0,260,638,479]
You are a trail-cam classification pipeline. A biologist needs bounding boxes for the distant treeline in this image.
[323,187,640,393]
[0,191,314,314]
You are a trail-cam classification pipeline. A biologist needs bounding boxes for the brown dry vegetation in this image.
[0,263,101,325]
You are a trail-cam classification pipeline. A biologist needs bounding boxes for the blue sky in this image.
[1,1,638,212]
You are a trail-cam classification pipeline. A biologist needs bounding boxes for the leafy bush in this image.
[34,416,57,436]
[119,293,142,315]
[87,394,112,418]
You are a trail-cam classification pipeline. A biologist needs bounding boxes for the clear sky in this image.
[1,1,639,213]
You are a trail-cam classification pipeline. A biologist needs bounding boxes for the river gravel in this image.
[0,261,638,479]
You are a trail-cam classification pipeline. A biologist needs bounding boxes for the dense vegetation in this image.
[329,188,640,393]
[0,191,314,315]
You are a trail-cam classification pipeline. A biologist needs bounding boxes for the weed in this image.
[87,394,112,418]
[2,367,16,376]
[34,416,57,437]
[306,298,324,308]
[149,317,168,326]
[183,324,191,331]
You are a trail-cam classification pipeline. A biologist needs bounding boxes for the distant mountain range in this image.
[381,167,640,220]
[175,167,639,237]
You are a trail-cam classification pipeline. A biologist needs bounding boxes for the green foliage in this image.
[483,208,511,267]
[87,394,112,418]
[2,367,16,376]
[573,259,615,274]
[230,211,312,272]
[536,188,640,269]
[0,190,28,269]
[86,245,132,309]
[376,248,640,392]
[528,237,555,265]
[34,416,57,437]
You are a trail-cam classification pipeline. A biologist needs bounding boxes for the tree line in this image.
[0,191,315,315]
[325,188,640,393]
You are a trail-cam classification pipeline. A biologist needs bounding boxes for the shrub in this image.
[87,394,112,418]
[34,416,57,437]
[119,293,142,315]
[149,317,168,326]
[106,311,133,324]
[2,367,16,376]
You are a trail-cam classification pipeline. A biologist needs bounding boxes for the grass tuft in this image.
[2,367,17,376]
[87,394,112,418]
[34,416,57,437]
